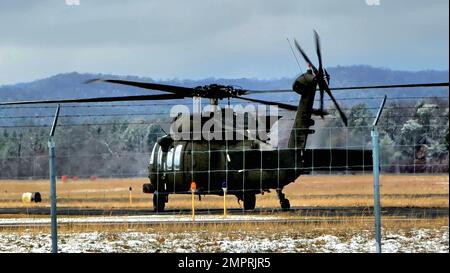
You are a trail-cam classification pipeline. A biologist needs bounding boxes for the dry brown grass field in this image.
[2,216,448,236]
[0,174,448,209]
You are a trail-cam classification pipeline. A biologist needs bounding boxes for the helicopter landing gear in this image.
[239,193,256,210]
[244,193,256,210]
[153,192,168,212]
[276,188,290,210]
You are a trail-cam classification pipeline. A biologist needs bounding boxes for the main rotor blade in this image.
[323,85,348,126]
[314,30,323,73]
[86,79,196,96]
[245,89,293,94]
[329,82,450,91]
[234,96,297,111]
[245,82,449,94]
[293,39,319,74]
[0,94,185,106]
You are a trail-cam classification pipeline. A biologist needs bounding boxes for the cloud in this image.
[0,0,448,85]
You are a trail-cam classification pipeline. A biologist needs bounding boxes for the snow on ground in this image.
[0,227,448,253]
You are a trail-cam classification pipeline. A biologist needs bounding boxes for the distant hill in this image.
[0,65,448,101]
[0,65,448,127]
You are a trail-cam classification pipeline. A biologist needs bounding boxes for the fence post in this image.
[48,105,60,253]
[371,129,382,253]
[371,95,386,254]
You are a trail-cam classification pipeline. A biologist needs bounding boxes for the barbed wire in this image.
[1,95,448,109]
[1,112,449,120]
[1,121,449,129]
[1,103,449,120]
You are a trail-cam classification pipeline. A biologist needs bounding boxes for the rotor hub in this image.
[194,84,247,99]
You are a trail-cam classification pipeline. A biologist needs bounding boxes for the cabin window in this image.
[173,144,183,170]
[149,144,158,165]
[167,147,174,170]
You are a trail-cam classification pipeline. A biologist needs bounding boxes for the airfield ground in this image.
[0,175,448,253]
[0,175,448,209]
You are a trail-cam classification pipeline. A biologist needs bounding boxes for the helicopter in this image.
[1,31,448,211]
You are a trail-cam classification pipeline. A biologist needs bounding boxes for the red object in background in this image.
[90,176,97,181]
[61,175,68,183]
[72,176,79,181]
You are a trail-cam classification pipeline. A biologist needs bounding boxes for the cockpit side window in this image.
[150,143,158,165]
[167,147,174,170]
[173,144,183,170]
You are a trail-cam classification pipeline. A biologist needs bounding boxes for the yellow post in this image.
[191,190,195,221]
[223,189,227,217]
[222,182,227,218]
[129,186,132,205]
[191,182,196,222]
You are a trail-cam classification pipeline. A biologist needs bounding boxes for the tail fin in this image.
[287,73,317,150]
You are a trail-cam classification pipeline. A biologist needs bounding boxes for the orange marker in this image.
[191,182,197,221]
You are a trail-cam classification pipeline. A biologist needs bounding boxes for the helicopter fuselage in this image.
[146,138,300,197]
[142,71,372,211]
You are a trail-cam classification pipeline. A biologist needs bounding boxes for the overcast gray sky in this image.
[0,0,448,85]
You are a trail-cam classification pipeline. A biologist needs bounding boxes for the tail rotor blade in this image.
[320,89,324,116]
[324,85,348,126]
[314,30,323,73]
[324,69,330,85]
[293,39,318,74]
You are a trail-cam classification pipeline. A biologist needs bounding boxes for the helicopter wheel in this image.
[153,193,167,212]
[280,199,290,210]
[276,188,290,210]
[243,193,256,210]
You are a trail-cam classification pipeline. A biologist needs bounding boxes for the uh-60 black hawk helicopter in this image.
[2,31,448,212]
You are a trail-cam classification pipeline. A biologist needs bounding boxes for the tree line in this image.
[0,98,448,179]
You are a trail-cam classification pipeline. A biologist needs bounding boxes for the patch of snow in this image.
[0,227,447,253]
